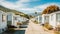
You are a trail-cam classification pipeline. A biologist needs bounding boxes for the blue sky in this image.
[0,0,60,14]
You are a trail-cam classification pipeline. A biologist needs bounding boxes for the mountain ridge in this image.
[0,5,32,19]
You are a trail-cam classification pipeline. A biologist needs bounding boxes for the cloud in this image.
[18,0,30,2]
[33,3,60,12]
[0,0,29,10]
[0,0,38,14]
[0,2,18,9]
[17,0,40,3]
[0,0,39,12]
[0,0,40,8]
[0,0,60,14]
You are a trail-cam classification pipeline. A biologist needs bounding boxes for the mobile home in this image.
[42,11,60,28]
[13,15,21,26]
[42,14,49,24]
[7,12,16,26]
[49,11,60,28]
[0,10,7,33]
[7,12,21,27]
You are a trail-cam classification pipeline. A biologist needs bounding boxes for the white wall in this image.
[42,14,49,24]
[42,14,45,24]
[0,11,2,29]
[13,15,20,26]
[42,13,57,28]
[49,11,60,28]
[49,13,56,28]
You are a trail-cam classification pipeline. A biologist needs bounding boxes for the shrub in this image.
[44,22,53,30]
[34,20,38,24]
[56,25,60,31]
[54,31,60,34]
[42,24,44,26]
[54,25,60,34]
[7,28,15,32]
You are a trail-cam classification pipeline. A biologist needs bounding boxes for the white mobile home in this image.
[42,14,49,24]
[49,11,60,28]
[0,10,7,33]
[13,15,29,27]
[7,12,28,27]
[7,12,21,27]
[7,12,16,26]
[19,16,28,22]
[42,11,60,28]
[13,15,21,26]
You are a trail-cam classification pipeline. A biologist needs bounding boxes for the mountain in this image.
[0,5,33,19]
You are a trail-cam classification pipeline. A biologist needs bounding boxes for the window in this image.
[7,14,12,21]
[39,17,42,22]
[51,14,54,21]
[18,20,20,22]
[15,17,17,20]
[56,13,60,22]
[44,16,49,22]
[2,14,6,22]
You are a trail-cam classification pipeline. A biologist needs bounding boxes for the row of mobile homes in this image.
[0,10,7,33]
[0,10,28,33]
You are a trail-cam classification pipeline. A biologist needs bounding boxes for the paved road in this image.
[25,20,54,34]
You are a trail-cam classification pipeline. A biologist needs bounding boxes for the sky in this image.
[0,0,60,14]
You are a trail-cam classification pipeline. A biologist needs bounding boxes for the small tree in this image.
[35,11,37,14]
[42,5,60,14]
